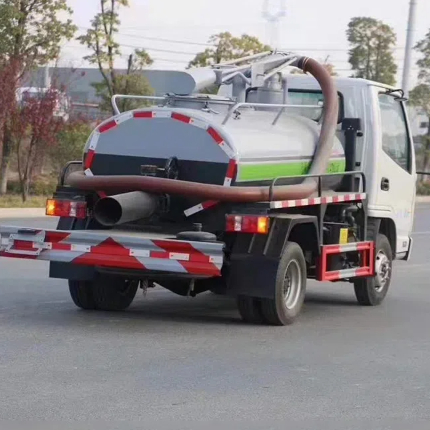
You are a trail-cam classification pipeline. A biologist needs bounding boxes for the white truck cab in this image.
[285,75,417,261]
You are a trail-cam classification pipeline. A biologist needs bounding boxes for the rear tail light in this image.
[226,215,270,234]
[46,199,87,219]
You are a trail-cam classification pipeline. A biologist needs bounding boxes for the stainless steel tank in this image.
[84,106,345,190]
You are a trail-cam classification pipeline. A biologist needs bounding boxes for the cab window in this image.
[378,93,411,173]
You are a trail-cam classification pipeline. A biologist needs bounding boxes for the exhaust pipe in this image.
[93,191,158,227]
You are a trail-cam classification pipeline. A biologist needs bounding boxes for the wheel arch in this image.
[367,217,396,256]
[225,215,319,300]
[266,215,320,259]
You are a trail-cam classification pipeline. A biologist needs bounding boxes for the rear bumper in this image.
[0,226,224,278]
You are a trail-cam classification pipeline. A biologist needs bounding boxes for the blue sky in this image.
[61,0,430,87]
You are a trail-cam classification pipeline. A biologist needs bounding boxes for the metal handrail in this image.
[268,171,367,202]
[222,102,323,125]
[111,95,167,115]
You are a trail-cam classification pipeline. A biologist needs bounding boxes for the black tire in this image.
[260,242,307,326]
[92,275,139,311]
[69,280,97,310]
[354,233,393,306]
[237,296,264,324]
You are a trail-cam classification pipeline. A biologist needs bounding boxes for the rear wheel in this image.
[237,296,264,324]
[92,276,139,311]
[69,276,138,311]
[69,280,96,310]
[354,233,393,306]
[260,242,307,326]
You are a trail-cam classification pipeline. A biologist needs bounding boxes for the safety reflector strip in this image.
[184,200,219,217]
[207,127,224,144]
[98,120,117,133]
[271,193,367,209]
[84,149,96,170]
[224,160,237,186]
[133,111,155,119]
[171,112,192,123]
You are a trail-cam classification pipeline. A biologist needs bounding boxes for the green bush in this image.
[7,179,57,196]
[50,121,92,173]
[417,182,430,196]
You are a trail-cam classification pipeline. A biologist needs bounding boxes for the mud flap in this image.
[225,254,279,299]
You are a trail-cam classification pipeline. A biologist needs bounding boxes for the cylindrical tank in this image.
[83,106,345,211]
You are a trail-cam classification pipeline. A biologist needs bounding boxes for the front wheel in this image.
[354,233,393,306]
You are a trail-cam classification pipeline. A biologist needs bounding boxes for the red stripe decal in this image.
[51,243,72,251]
[171,113,191,123]
[133,111,153,118]
[225,160,237,180]
[202,200,219,209]
[72,238,145,270]
[0,251,38,260]
[152,240,220,276]
[98,191,107,198]
[12,240,37,251]
[84,149,95,169]
[207,127,224,144]
[45,231,70,243]
[98,120,117,133]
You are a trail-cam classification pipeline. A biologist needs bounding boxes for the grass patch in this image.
[0,195,48,208]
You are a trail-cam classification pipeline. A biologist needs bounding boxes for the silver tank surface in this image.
[83,106,345,190]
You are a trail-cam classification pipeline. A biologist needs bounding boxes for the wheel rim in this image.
[375,250,391,292]
[282,259,302,309]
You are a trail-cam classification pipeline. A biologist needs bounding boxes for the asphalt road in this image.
[1,207,430,428]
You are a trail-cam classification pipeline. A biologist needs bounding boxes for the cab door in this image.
[371,89,416,256]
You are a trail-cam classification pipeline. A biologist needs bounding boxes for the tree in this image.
[415,29,430,83]
[347,17,397,86]
[188,32,271,68]
[12,87,65,201]
[78,0,154,115]
[50,120,93,174]
[0,0,76,194]
[409,85,430,179]
[410,30,430,180]
[91,51,154,114]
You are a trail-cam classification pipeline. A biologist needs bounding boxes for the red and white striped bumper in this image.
[270,193,367,209]
[0,227,225,277]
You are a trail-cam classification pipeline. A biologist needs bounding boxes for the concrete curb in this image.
[0,208,46,218]
[416,196,430,203]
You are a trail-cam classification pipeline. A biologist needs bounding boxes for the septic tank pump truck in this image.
[0,51,417,326]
